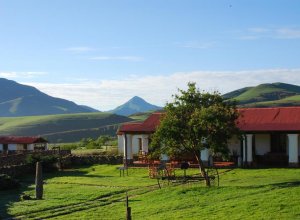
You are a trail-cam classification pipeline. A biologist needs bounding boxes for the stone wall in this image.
[63,155,123,167]
[0,164,33,177]
[0,150,71,168]
[0,152,122,178]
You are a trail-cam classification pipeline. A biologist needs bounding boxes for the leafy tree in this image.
[150,82,240,186]
[96,135,112,147]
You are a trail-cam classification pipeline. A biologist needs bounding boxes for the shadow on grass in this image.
[268,181,300,188]
[0,181,33,219]
[0,168,106,219]
[240,180,300,189]
[45,169,114,179]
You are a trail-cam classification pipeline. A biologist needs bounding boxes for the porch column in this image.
[123,134,133,165]
[288,134,299,167]
[201,148,209,165]
[242,136,246,165]
[246,134,253,165]
[141,135,149,153]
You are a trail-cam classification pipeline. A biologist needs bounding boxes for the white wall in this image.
[8,144,17,151]
[227,137,241,156]
[228,134,271,156]
[28,144,34,150]
[298,135,300,156]
[118,135,124,154]
[131,135,140,154]
[16,144,24,150]
[255,134,271,155]
[118,134,150,156]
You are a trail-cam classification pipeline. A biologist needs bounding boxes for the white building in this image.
[0,136,48,153]
[118,107,300,167]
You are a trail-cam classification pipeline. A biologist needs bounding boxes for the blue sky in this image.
[1,0,300,110]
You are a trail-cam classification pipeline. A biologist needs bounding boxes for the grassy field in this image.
[71,147,119,155]
[0,112,132,143]
[1,165,300,219]
[129,112,154,121]
[245,94,300,107]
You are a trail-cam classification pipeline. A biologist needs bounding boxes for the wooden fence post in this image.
[126,192,132,220]
[35,162,43,200]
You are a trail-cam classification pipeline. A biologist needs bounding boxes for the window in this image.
[3,144,8,152]
[138,138,142,152]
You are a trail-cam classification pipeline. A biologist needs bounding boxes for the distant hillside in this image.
[0,78,99,116]
[109,96,162,116]
[224,82,300,107]
[0,112,132,143]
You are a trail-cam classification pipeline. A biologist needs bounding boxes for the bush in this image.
[26,154,59,172]
[0,174,20,190]
[48,143,79,151]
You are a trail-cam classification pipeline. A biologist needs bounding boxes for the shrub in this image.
[26,154,59,172]
[0,174,20,190]
[48,143,79,151]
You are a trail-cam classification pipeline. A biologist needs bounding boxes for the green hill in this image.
[224,82,300,107]
[0,78,99,116]
[0,112,133,143]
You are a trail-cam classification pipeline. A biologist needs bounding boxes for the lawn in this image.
[0,165,300,219]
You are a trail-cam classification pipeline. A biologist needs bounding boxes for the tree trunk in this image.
[194,154,210,187]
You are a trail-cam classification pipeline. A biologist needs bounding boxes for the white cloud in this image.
[22,68,300,111]
[0,71,47,79]
[276,28,300,39]
[240,27,300,40]
[0,72,18,78]
[90,56,143,62]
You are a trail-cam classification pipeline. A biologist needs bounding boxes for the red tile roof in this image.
[118,113,163,134]
[119,107,300,134]
[0,136,48,144]
[238,107,300,131]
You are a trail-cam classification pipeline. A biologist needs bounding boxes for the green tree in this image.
[150,82,240,186]
[96,135,112,147]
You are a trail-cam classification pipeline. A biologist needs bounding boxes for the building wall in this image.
[118,135,124,154]
[118,135,141,154]
[16,144,24,150]
[227,137,241,156]
[118,134,150,156]
[131,135,140,154]
[0,143,46,151]
[255,134,271,155]
[8,144,17,151]
[28,144,34,150]
[298,135,300,156]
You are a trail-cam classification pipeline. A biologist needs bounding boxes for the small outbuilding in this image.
[0,136,48,153]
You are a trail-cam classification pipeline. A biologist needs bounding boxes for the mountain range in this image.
[0,78,99,117]
[1,78,300,118]
[0,78,162,117]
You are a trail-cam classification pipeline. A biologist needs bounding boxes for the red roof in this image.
[119,107,300,134]
[238,107,300,131]
[118,113,163,134]
[0,136,48,144]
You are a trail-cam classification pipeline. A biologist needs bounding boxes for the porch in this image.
[228,133,300,167]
